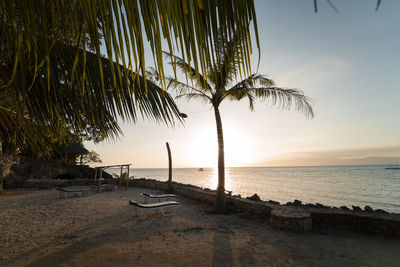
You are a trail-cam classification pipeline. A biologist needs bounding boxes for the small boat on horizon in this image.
[198,168,204,171]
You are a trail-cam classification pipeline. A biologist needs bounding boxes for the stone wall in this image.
[22,178,94,189]
[309,209,400,236]
[132,179,274,216]
[131,178,400,237]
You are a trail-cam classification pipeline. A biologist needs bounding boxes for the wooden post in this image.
[166,142,172,193]
[99,168,103,192]
[94,168,98,184]
[119,166,123,189]
[126,165,130,189]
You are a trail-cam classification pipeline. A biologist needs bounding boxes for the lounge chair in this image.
[129,200,181,219]
[140,193,177,203]
[56,187,93,198]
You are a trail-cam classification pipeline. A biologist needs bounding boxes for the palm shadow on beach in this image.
[211,224,255,267]
[212,231,234,267]
[5,210,169,266]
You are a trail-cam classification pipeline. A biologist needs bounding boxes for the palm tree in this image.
[156,31,314,213]
[1,0,260,153]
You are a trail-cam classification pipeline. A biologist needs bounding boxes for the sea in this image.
[106,165,400,213]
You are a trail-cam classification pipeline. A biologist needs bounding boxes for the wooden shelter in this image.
[93,164,132,190]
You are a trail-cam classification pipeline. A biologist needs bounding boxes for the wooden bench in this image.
[56,187,93,198]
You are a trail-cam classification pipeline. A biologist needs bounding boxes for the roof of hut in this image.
[62,142,89,155]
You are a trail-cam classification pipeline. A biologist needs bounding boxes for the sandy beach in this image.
[1,187,400,267]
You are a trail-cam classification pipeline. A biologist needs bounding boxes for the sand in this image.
[1,187,400,267]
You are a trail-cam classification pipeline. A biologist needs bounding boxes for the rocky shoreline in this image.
[132,178,400,237]
[246,193,392,215]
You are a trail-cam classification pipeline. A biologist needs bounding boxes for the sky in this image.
[86,0,400,168]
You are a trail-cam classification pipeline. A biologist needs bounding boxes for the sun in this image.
[186,127,217,168]
[224,125,255,167]
[187,125,255,167]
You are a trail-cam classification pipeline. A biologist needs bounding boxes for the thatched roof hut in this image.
[63,142,89,155]
[62,142,89,163]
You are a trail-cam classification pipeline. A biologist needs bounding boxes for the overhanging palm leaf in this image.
[1,0,260,154]
[0,107,49,153]
[1,41,181,153]
[163,52,213,93]
[1,0,260,92]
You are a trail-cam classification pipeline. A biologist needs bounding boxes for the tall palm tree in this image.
[1,0,260,153]
[155,31,314,212]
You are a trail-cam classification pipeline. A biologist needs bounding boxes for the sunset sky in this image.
[86,0,400,168]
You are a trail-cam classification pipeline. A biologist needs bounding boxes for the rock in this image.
[315,203,328,208]
[268,200,280,205]
[364,205,374,212]
[352,206,362,211]
[305,203,316,208]
[293,200,302,206]
[246,194,261,201]
[340,206,350,210]
[375,209,388,214]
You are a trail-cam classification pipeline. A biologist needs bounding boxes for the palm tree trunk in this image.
[214,106,226,213]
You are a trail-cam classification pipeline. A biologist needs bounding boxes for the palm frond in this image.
[313,0,379,13]
[255,87,314,118]
[163,52,213,92]
[166,78,209,99]
[0,106,50,153]
[0,40,182,153]
[176,93,211,104]
[1,0,259,91]
[224,74,273,103]
[226,74,314,117]
[213,29,248,89]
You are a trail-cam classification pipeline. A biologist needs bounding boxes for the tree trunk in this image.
[166,142,173,193]
[214,106,226,213]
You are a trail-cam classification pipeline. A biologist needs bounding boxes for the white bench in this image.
[140,193,177,203]
[129,200,181,219]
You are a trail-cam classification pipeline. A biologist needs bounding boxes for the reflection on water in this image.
[207,168,233,191]
[207,168,218,190]
[106,165,400,213]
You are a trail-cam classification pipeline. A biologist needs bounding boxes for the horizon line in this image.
[99,163,400,169]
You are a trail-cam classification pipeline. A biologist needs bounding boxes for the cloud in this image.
[275,59,348,87]
[261,144,400,166]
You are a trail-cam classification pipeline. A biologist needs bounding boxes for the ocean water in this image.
[106,165,400,213]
